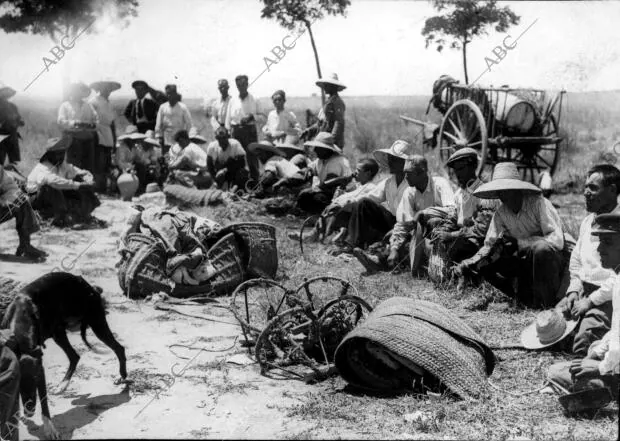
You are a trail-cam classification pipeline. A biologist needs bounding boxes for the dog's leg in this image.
[36,359,60,440]
[51,331,79,394]
[89,318,127,383]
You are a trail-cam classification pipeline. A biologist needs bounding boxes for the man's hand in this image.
[215,168,228,181]
[556,292,578,317]
[569,358,600,379]
[387,249,399,268]
[571,297,593,319]
[332,187,345,199]
[452,259,473,278]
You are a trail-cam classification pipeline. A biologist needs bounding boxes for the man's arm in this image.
[566,218,587,296]
[155,106,164,139]
[183,104,193,132]
[57,102,73,130]
[328,99,345,140]
[457,212,506,271]
[518,197,564,250]
[389,189,416,253]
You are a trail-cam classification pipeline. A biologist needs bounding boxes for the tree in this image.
[422,0,520,84]
[260,0,350,105]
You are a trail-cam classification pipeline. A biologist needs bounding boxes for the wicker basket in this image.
[215,223,278,279]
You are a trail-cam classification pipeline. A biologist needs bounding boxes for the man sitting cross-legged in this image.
[556,164,620,356]
[205,126,249,191]
[546,213,619,408]
[26,137,102,228]
[167,129,211,189]
[247,140,300,197]
[452,162,565,309]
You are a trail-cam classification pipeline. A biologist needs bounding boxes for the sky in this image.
[1,0,619,100]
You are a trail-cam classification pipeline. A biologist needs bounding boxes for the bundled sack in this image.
[334,297,495,400]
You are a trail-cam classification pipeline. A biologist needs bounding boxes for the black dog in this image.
[1,272,127,439]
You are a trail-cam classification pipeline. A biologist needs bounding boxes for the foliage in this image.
[0,0,139,39]
[260,0,350,30]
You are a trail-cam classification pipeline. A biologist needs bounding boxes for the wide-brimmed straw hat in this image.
[274,141,304,155]
[591,213,620,235]
[335,297,495,400]
[473,162,541,199]
[520,309,578,350]
[304,132,342,154]
[40,137,71,161]
[118,125,147,141]
[248,140,285,157]
[90,80,121,92]
[0,82,16,99]
[68,82,91,99]
[446,147,480,167]
[142,130,160,148]
[316,73,346,91]
[373,140,412,169]
[188,127,207,145]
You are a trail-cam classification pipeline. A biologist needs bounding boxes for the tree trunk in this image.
[462,41,469,84]
[305,22,325,106]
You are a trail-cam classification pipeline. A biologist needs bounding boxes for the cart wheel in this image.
[438,99,488,176]
[230,278,290,342]
[293,276,359,312]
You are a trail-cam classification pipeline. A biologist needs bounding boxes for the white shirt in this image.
[88,95,116,147]
[309,155,352,188]
[155,101,193,146]
[262,156,299,179]
[205,139,247,170]
[57,100,99,130]
[262,109,300,139]
[454,178,484,226]
[332,174,387,207]
[205,95,232,131]
[366,174,410,216]
[588,274,620,376]
[227,93,260,126]
[168,142,207,169]
[27,160,93,192]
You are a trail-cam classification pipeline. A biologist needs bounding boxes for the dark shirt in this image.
[319,94,345,149]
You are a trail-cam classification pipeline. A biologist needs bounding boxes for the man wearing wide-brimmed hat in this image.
[204,79,232,131]
[294,132,352,214]
[273,141,308,169]
[166,129,211,189]
[155,84,193,155]
[262,90,301,145]
[0,82,24,167]
[247,140,300,197]
[135,130,164,188]
[124,80,166,134]
[57,82,99,174]
[88,80,121,192]
[205,126,249,190]
[113,125,148,189]
[27,137,102,228]
[301,73,346,151]
[453,162,565,308]
[546,213,620,408]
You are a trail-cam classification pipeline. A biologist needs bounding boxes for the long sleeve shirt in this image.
[0,165,20,205]
[587,274,620,375]
[467,194,564,267]
[205,95,232,131]
[26,160,93,193]
[567,207,619,305]
[155,102,193,146]
[262,109,301,140]
[332,174,387,207]
[453,179,500,241]
[57,100,99,131]
[308,155,352,188]
[227,93,261,127]
[168,143,208,169]
[88,95,116,147]
[205,139,247,174]
[365,174,409,216]
[390,176,455,252]
[262,156,299,179]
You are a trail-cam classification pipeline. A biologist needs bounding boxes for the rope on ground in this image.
[487,378,551,397]
[154,302,239,326]
[168,336,239,360]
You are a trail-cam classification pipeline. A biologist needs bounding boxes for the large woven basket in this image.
[172,233,245,298]
[335,297,494,400]
[215,223,278,279]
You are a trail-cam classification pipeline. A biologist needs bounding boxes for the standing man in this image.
[301,73,346,151]
[262,90,301,144]
[57,82,99,174]
[205,79,232,131]
[227,74,265,182]
[89,80,121,192]
[155,84,193,155]
[556,164,620,356]
[124,80,167,133]
[0,82,24,167]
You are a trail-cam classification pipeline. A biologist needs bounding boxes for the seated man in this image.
[547,213,619,407]
[556,164,619,356]
[167,129,211,189]
[205,126,249,191]
[0,164,47,260]
[277,142,309,169]
[417,148,499,268]
[26,137,102,228]
[294,132,352,214]
[247,140,300,197]
[0,329,20,441]
[112,125,147,190]
[136,130,164,189]
[453,162,565,309]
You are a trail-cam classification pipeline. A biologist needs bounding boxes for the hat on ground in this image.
[90,81,121,93]
[373,140,412,169]
[520,309,578,350]
[41,137,71,156]
[304,132,342,154]
[248,140,285,157]
[118,125,147,141]
[446,147,480,167]
[591,213,620,235]
[188,127,207,145]
[68,82,91,99]
[131,80,149,89]
[0,82,16,99]
[473,162,541,199]
[145,183,161,193]
[316,73,346,91]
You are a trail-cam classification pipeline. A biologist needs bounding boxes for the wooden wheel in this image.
[293,276,359,312]
[438,99,488,176]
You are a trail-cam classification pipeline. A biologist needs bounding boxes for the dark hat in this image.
[272,90,286,100]
[217,79,229,87]
[591,213,620,235]
[131,80,149,89]
[446,147,480,167]
[165,84,179,95]
[248,140,285,157]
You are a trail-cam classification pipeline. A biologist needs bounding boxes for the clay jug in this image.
[117,172,139,201]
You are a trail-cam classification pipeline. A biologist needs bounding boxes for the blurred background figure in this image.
[0,82,24,168]
[156,84,193,155]
[205,79,232,131]
[124,80,166,133]
[262,90,301,145]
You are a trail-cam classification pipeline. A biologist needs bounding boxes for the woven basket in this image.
[172,233,245,298]
[0,276,24,322]
[215,223,278,279]
[335,297,494,400]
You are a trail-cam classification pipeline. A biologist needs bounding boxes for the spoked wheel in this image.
[230,278,290,343]
[293,276,359,311]
[438,99,488,176]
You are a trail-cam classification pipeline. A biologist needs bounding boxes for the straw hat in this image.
[446,147,480,167]
[68,82,91,99]
[591,213,620,235]
[373,140,412,169]
[248,140,285,157]
[335,297,495,400]
[274,141,304,154]
[473,162,541,199]
[142,130,160,148]
[43,137,71,153]
[118,125,147,141]
[0,82,16,99]
[316,73,346,91]
[145,183,161,193]
[89,81,121,92]
[188,127,207,145]
[304,132,342,154]
[520,309,578,350]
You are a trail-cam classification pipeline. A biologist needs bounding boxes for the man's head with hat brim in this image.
[274,141,304,159]
[592,213,620,272]
[188,127,207,145]
[248,140,285,159]
[90,81,121,94]
[304,132,342,158]
[67,82,91,100]
[316,73,346,92]
[0,82,16,100]
[373,140,411,174]
[446,147,481,188]
[473,162,541,200]
[40,137,71,164]
[131,80,150,89]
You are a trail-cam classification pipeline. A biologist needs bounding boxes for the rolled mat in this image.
[334,297,495,400]
[163,184,224,206]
